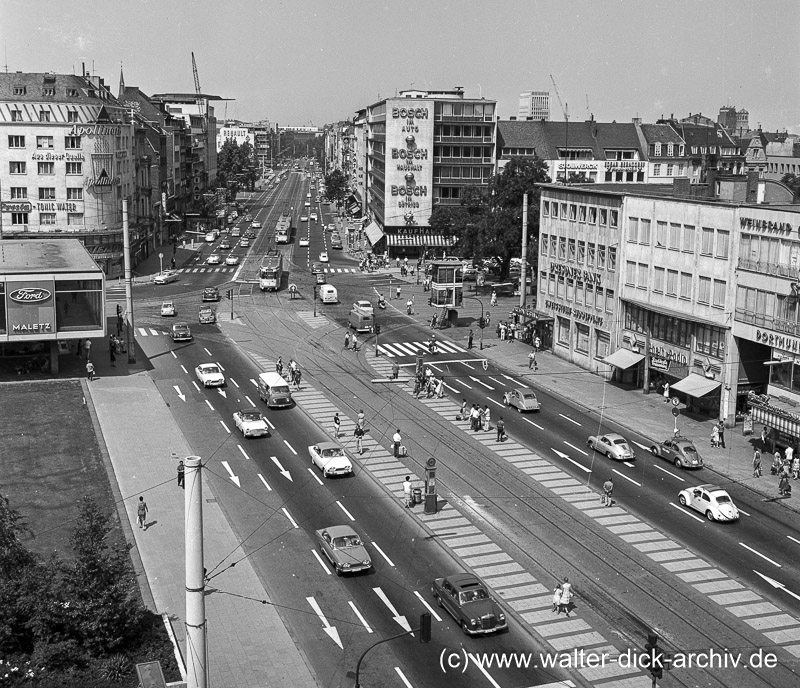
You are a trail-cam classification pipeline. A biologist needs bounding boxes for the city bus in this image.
[260,250,283,291]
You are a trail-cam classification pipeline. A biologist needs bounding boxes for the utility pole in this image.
[519,193,529,309]
[184,456,207,688]
[121,199,136,363]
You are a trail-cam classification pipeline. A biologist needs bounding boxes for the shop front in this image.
[509,304,554,348]
[385,229,455,260]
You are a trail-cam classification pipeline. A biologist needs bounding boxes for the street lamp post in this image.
[313,285,317,318]
[159,252,163,276]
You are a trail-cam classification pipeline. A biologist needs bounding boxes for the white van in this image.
[257,372,292,408]
[319,284,338,304]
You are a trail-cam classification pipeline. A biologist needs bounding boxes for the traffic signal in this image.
[478,317,486,329]
[419,613,431,643]
[226,289,233,300]
[373,324,381,335]
[644,632,664,680]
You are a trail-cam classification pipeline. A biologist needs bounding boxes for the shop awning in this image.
[670,373,721,397]
[387,233,455,248]
[602,348,644,369]
[364,221,385,246]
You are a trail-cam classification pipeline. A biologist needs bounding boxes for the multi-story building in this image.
[517,90,550,121]
[717,105,750,139]
[0,70,135,276]
[764,137,800,181]
[362,88,496,257]
[664,116,745,181]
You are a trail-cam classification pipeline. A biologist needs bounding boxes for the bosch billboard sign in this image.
[9,287,52,304]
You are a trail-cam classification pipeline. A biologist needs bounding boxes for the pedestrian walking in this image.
[528,350,537,370]
[761,426,768,447]
[333,412,341,438]
[84,338,92,360]
[496,416,505,442]
[136,496,148,530]
[792,456,800,480]
[436,378,444,398]
[357,409,366,430]
[552,582,563,612]
[171,256,176,269]
[779,472,792,497]
[753,449,762,478]
[460,399,467,420]
[558,578,573,616]
[293,368,302,390]
[467,329,474,349]
[351,333,359,351]
[355,425,364,454]
[534,335,541,351]
[483,405,491,432]
[710,424,719,448]
[662,381,670,402]
[602,477,614,506]
[785,445,794,467]
[406,298,413,315]
[717,421,725,449]
[490,290,497,307]
[344,332,351,350]
[392,361,399,379]
[396,285,401,301]
[177,461,185,488]
[276,356,283,376]
[86,360,95,381]
[403,476,413,508]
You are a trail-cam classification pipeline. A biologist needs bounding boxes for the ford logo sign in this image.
[9,288,52,304]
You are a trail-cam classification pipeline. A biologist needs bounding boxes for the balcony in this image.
[434,135,494,144]
[735,308,800,337]
[738,257,800,280]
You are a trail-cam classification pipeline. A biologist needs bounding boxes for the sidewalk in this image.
[82,352,317,688]
[377,267,800,512]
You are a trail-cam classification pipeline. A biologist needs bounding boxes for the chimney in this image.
[632,117,641,125]
[746,170,760,203]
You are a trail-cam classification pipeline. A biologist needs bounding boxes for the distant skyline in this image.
[2,0,798,132]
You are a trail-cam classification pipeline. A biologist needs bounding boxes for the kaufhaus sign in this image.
[5,280,56,339]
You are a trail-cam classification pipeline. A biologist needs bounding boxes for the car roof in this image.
[696,484,727,493]
[237,407,260,414]
[513,387,534,393]
[316,441,342,451]
[603,433,626,440]
[173,322,189,328]
[446,573,485,590]
[317,525,356,538]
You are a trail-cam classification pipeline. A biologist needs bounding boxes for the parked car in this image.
[170,322,192,342]
[315,525,372,576]
[160,300,177,317]
[650,437,704,469]
[202,287,220,302]
[502,388,540,412]
[431,573,508,636]
[195,363,225,387]
[587,433,636,461]
[233,409,270,438]
[308,442,353,477]
[206,253,221,265]
[678,484,739,522]
[153,271,177,285]
[198,306,216,324]
[225,255,240,265]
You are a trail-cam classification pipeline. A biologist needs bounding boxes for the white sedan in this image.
[195,363,225,387]
[251,221,262,229]
[299,236,310,247]
[678,484,739,522]
[153,271,177,285]
[233,409,270,438]
[308,442,353,478]
[225,255,240,265]
[206,253,221,265]
[319,251,329,263]
[160,300,177,317]
[300,214,309,222]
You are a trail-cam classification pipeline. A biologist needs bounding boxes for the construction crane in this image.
[550,74,568,123]
[191,52,207,135]
[550,75,571,184]
[585,94,591,120]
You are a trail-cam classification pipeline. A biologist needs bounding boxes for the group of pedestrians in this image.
[551,577,575,616]
[413,367,444,398]
[275,356,302,389]
[463,400,491,432]
[343,331,360,352]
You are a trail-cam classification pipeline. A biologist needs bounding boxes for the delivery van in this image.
[349,308,374,333]
[257,372,293,408]
[319,284,338,304]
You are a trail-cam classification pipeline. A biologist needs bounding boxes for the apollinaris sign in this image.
[5,281,57,339]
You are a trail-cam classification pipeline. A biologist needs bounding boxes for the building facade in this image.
[518,90,550,121]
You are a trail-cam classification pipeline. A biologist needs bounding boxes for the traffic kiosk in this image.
[427,261,463,329]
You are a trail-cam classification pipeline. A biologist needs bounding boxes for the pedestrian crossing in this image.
[377,339,467,357]
[323,266,358,274]
[174,266,237,274]
[105,284,126,301]
[296,311,330,329]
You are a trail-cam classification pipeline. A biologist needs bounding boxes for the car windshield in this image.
[240,411,261,422]
[163,302,173,308]
[612,438,628,446]
[321,448,344,458]
[459,588,488,604]
[272,385,290,394]
[332,535,361,548]
[522,393,536,400]
[714,493,732,504]
[202,365,220,374]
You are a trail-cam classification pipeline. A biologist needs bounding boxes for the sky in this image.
[2,0,799,132]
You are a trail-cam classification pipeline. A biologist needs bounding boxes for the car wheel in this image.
[674,458,684,469]
[461,621,470,635]
[678,494,687,506]
[650,446,659,456]
[705,510,715,522]
[434,593,443,608]
[517,406,523,413]
[335,566,342,577]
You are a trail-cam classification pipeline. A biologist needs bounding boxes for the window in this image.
[567,278,574,301]
[541,235,549,256]
[698,276,711,304]
[585,283,594,308]
[588,207,597,224]
[39,110,51,122]
[712,279,726,308]
[605,289,614,312]
[587,243,596,267]
[568,239,576,261]
[595,287,604,310]
[11,109,22,121]
[39,212,56,225]
[625,261,636,286]
[10,161,26,174]
[67,110,79,123]
[540,271,547,296]
[597,245,606,270]
[680,273,692,300]
[578,205,586,222]
[548,274,555,295]
[67,213,84,225]
[701,227,714,255]
[557,317,571,346]
[628,218,638,243]
[654,143,662,156]
[682,225,695,252]
[666,270,678,296]
[695,324,725,358]
[38,162,55,175]
[64,136,81,149]
[556,276,565,299]
[8,135,25,148]
[596,331,610,358]
[575,280,584,305]
[716,230,730,259]
[576,323,590,353]
[668,223,681,249]
[66,187,83,200]
[549,236,556,257]
[637,263,648,289]
[42,87,55,96]
[654,267,665,293]
[653,164,661,176]
[569,204,577,220]
[608,247,617,271]
[36,136,54,149]
[542,200,550,217]
[10,187,27,199]
[550,202,557,218]
[558,237,566,260]
[11,212,28,225]
[67,88,79,97]
[609,209,618,228]
[599,208,608,226]
[578,241,586,264]
[640,219,651,245]
[13,85,26,95]
[66,162,82,175]
[560,203,567,218]
[38,188,56,200]
[656,221,667,248]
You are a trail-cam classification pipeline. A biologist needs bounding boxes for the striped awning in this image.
[386,233,455,248]
[364,221,385,246]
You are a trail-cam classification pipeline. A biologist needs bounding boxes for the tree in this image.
[216,138,258,197]
[324,169,348,207]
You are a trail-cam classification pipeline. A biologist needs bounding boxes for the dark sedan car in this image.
[431,573,508,636]
[650,436,704,469]
[202,287,220,302]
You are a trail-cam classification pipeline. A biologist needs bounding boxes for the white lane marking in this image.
[307,468,324,485]
[467,653,502,688]
[149,328,160,335]
[230,377,240,388]
[429,364,443,372]
[652,463,685,482]
[460,361,475,370]
[311,549,331,575]
[215,362,225,372]
[612,468,640,486]
[205,399,214,411]
[487,376,503,384]
[371,542,395,567]
[632,441,651,451]
[282,507,299,528]
[413,590,442,622]
[552,448,592,473]
[204,347,213,356]
[455,380,473,389]
[559,413,582,427]
[738,507,751,517]
[257,473,271,491]
[220,421,231,434]
[192,381,201,392]
[246,395,256,407]
[563,441,589,456]
[501,374,516,382]
[349,601,373,632]
[669,502,705,523]
[180,364,188,374]
[488,397,505,408]
[250,377,258,387]
[443,382,460,393]
[264,416,275,429]
[622,461,635,468]
[788,535,800,546]
[336,500,356,521]
[740,543,781,567]
[469,376,494,390]
[283,440,296,454]
[394,667,413,688]
[524,418,544,430]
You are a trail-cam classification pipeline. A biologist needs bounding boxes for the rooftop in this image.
[0,240,103,275]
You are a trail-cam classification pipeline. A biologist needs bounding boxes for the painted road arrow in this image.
[306,597,342,649]
[173,385,186,402]
[220,460,241,487]
[753,570,800,601]
[551,448,592,473]
[270,456,293,481]
[216,388,227,398]
[373,586,412,634]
